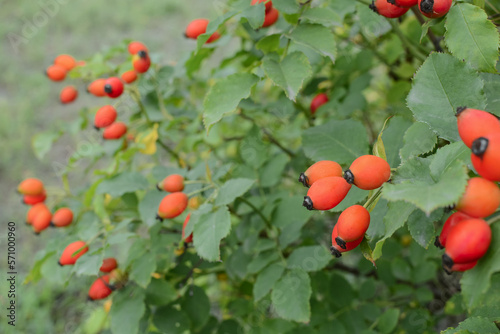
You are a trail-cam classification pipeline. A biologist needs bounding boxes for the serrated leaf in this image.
[373,201,415,260]
[203,73,259,129]
[138,190,165,228]
[72,250,102,276]
[302,119,369,165]
[302,7,342,27]
[32,130,62,160]
[461,223,500,309]
[181,286,210,330]
[96,172,149,197]
[399,122,437,161]
[254,262,285,302]
[110,287,145,334]
[382,157,468,214]
[241,2,265,29]
[407,53,487,141]
[271,268,311,323]
[272,0,300,14]
[263,52,312,101]
[381,116,413,168]
[193,206,231,262]
[287,246,331,272]
[445,3,499,73]
[129,251,156,288]
[429,141,471,179]
[215,178,255,206]
[481,73,500,116]
[153,305,191,334]
[288,24,337,62]
[442,316,500,334]
[407,210,436,249]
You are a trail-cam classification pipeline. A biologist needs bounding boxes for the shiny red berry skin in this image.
[104,77,124,99]
[370,0,410,18]
[418,0,452,18]
[103,122,127,140]
[94,105,117,129]
[456,107,500,148]
[387,0,418,7]
[435,211,471,249]
[471,133,500,182]
[299,160,343,187]
[157,192,188,219]
[262,8,279,28]
[100,258,118,273]
[310,93,329,114]
[88,275,113,300]
[303,176,351,211]
[442,218,491,272]
[456,177,500,218]
[251,0,273,13]
[331,223,364,258]
[345,155,391,190]
[336,205,371,249]
[59,241,89,266]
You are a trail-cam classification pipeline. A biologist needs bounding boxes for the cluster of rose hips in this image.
[45,41,152,141]
[155,174,197,244]
[59,241,124,301]
[18,178,73,233]
[17,178,123,299]
[370,0,452,19]
[184,0,278,43]
[299,155,391,257]
[434,107,500,274]
[45,55,84,104]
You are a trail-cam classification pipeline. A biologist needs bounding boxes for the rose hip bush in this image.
[23,0,500,332]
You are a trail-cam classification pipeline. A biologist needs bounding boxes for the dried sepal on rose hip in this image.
[335,205,371,250]
[344,155,391,191]
[298,160,343,188]
[471,133,500,182]
[303,176,351,211]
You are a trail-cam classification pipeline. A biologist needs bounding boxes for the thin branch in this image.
[411,7,443,52]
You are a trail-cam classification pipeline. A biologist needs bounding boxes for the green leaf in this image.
[272,195,313,229]
[254,262,285,302]
[180,285,211,330]
[442,317,500,334]
[247,250,280,274]
[240,126,270,169]
[287,246,331,272]
[373,201,415,260]
[372,117,391,161]
[288,24,337,62]
[129,251,157,288]
[138,190,165,228]
[153,305,191,334]
[376,308,400,334]
[83,308,107,334]
[302,119,369,165]
[272,0,300,14]
[360,238,376,266]
[32,130,62,160]
[183,203,212,243]
[407,53,486,141]
[481,73,500,117]
[193,206,231,262]
[263,52,312,101]
[461,223,500,309]
[241,2,265,29]
[196,10,237,49]
[302,7,342,27]
[72,250,102,276]
[260,154,290,188]
[382,157,468,214]
[381,117,413,168]
[203,73,259,129]
[429,141,471,179]
[110,287,145,334]
[407,210,436,249]
[215,178,255,206]
[96,172,149,197]
[145,278,177,306]
[399,122,437,161]
[271,268,312,323]
[256,34,282,53]
[445,3,499,73]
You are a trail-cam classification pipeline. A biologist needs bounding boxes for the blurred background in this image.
[0,1,214,332]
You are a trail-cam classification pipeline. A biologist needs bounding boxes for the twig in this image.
[411,7,443,52]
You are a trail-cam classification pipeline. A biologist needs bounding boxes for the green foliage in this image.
[18,0,500,333]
